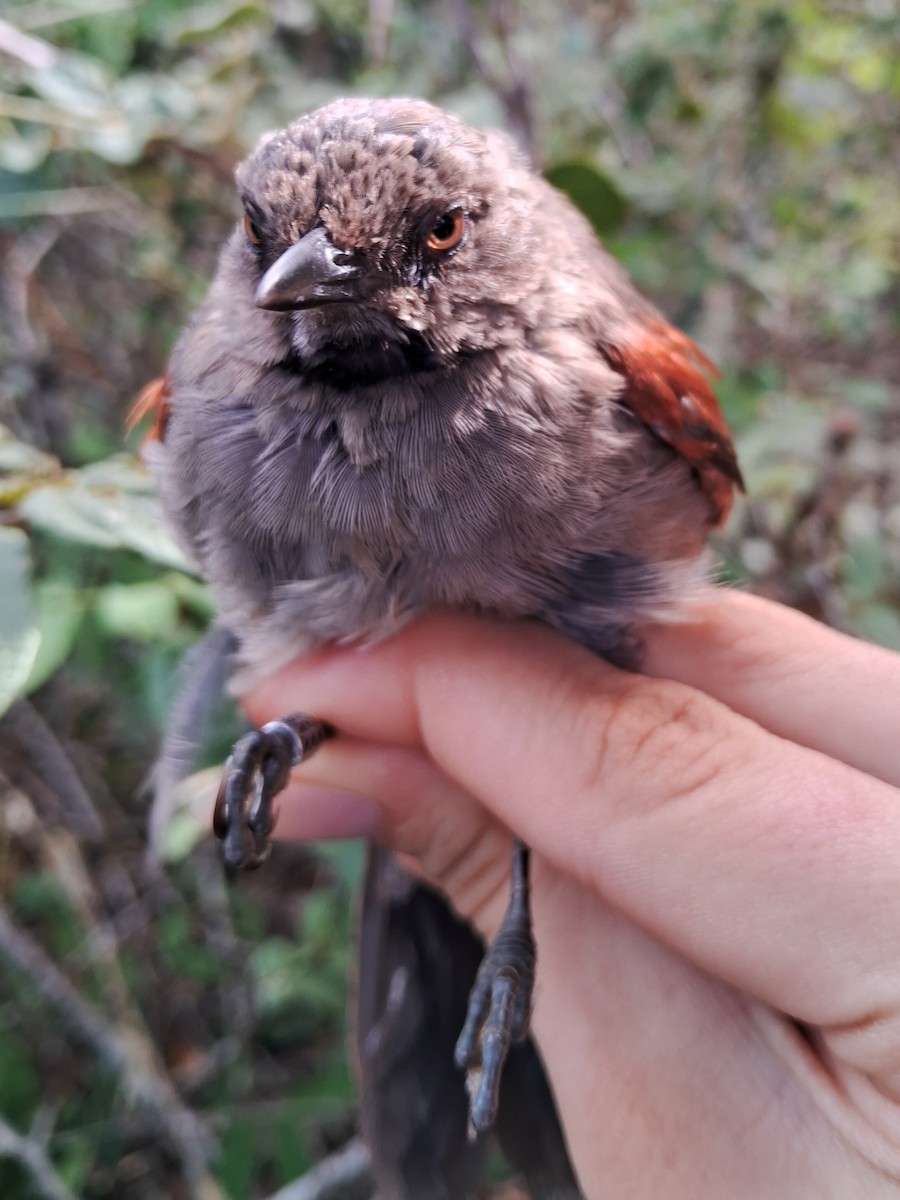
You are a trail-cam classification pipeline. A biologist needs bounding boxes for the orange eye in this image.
[426,208,466,254]
[243,212,262,246]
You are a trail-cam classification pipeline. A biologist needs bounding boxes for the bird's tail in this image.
[355,844,582,1199]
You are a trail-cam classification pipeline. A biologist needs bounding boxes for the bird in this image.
[137,95,742,1199]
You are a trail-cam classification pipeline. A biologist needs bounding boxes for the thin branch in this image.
[0,222,62,359]
[0,188,130,221]
[191,839,256,1063]
[0,773,227,1198]
[367,0,394,67]
[449,0,537,159]
[0,18,57,70]
[488,0,537,158]
[0,700,104,842]
[0,772,139,1035]
[264,1139,372,1200]
[0,1113,80,1200]
[0,898,225,1200]
[0,93,118,129]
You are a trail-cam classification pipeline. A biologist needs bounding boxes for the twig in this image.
[367,0,394,66]
[263,1139,372,1200]
[449,0,536,159]
[0,897,225,1200]
[0,223,61,360]
[190,839,256,1065]
[0,700,104,842]
[0,188,131,221]
[0,93,119,129]
[0,1113,80,1200]
[0,18,57,70]
[0,771,225,1197]
[487,0,537,158]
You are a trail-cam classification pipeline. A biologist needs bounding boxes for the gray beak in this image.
[255,226,368,311]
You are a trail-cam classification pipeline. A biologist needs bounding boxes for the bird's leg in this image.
[213,714,332,871]
[454,839,536,1137]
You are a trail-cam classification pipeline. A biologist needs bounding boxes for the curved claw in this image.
[213,713,333,872]
[212,770,231,840]
[455,840,535,1137]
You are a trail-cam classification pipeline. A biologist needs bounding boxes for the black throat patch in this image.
[285,327,438,391]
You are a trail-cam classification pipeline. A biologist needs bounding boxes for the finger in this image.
[642,590,900,787]
[246,614,900,1065]
[274,738,516,939]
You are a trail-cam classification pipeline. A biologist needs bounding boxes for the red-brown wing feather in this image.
[605,317,743,527]
[127,375,171,443]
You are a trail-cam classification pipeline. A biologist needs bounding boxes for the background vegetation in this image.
[0,1,897,1196]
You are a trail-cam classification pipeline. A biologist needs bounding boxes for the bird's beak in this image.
[255,226,370,311]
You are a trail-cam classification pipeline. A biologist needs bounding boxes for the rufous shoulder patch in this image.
[605,317,743,526]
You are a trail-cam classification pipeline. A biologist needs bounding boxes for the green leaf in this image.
[710,371,767,433]
[0,528,40,716]
[23,581,86,694]
[0,1036,39,1128]
[166,0,269,45]
[274,1117,313,1184]
[288,1051,355,1114]
[842,377,894,412]
[28,53,114,117]
[251,925,348,1040]
[842,532,883,602]
[0,1031,39,1124]
[19,483,122,549]
[0,425,60,476]
[159,908,225,983]
[169,572,216,621]
[216,1119,258,1200]
[314,839,365,890]
[55,1136,95,1192]
[14,872,84,959]
[161,808,207,863]
[159,767,220,863]
[546,162,628,235]
[0,126,54,174]
[19,455,193,571]
[852,603,900,651]
[94,579,181,641]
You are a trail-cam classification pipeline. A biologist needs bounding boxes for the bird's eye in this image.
[243,212,262,247]
[425,208,466,254]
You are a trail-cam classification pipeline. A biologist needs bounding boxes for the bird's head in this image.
[227,98,547,385]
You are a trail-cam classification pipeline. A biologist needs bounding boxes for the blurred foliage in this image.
[0,0,898,1196]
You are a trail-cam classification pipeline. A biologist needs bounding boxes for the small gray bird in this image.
[138,96,742,1198]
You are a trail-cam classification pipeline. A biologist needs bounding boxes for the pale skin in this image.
[245,591,900,1199]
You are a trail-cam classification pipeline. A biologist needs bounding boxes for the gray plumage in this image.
[149,97,724,692]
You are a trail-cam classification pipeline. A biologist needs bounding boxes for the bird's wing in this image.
[604,316,743,527]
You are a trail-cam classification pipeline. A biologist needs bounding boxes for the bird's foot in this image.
[213,714,332,871]
[454,840,535,1137]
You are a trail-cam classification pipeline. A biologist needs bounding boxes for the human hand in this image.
[245,591,900,1198]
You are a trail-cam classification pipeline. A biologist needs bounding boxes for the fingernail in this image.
[273,786,381,842]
